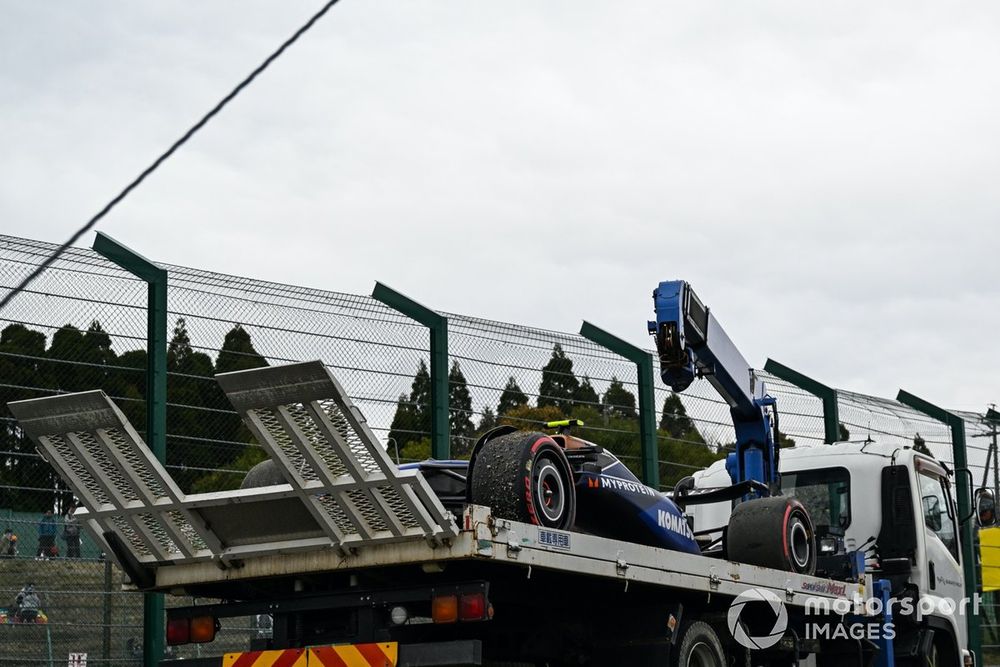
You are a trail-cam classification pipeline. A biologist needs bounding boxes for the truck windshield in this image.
[781,467,851,531]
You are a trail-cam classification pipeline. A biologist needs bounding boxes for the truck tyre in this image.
[670,621,727,667]
[926,630,957,667]
[240,459,285,489]
[727,496,816,575]
[469,431,576,530]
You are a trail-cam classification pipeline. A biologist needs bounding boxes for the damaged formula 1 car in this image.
[240,281,821,576]
[246,415,815,574]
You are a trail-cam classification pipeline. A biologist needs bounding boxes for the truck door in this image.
[916,468,965,609]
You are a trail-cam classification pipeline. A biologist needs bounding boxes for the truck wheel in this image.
[726,496,816,575]
[670,621,727,667]
[926,631,957,667]
[240,459,285,489]
[469,431,576,530]
[926,643,941,667]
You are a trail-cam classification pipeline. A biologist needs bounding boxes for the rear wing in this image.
[8,361,458,575]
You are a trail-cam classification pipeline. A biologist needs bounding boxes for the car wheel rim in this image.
[535,460,565,523]
[789,518,811,570]
[686,641,720,667]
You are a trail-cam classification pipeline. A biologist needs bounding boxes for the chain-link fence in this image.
[1,233,997,663]
[444,313,725,488]
[160,262,430,494]
[0,236,147,665]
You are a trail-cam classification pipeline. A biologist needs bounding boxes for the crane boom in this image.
[648,280,780,497]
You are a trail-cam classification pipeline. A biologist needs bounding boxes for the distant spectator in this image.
[37,510,57,559]
[0,527,17,557]
[15,583,40,623]
[63,504,81,558]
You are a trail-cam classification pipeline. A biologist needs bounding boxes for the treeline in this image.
[0,318,268,511]
[2,323,723,513]
[387,343,722,485]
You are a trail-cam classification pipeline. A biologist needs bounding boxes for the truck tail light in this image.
[167,615,217,646]
[459,592,486,621]
[190,615,217,643]
[432,595,458,624]
[166,618,190,646]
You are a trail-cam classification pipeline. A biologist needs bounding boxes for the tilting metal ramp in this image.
[8,361,458,569]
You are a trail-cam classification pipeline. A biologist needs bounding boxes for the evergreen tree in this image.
[167,319,216,379]
[659,393,694,437]
[573,376,599,408]
[167,317,193,369]
[477,406,498,435]
[118,349,148,374]
[166,318,229,491]
[537,344,579,414]
[602,376,637,419]
[409,359,432,432]
[46,324,85,391]
[182,324,269,493]
[82,321,114,361]
[497,376,528,415]
[0,324,55,510]
[387,394,416,452]
[79,321,116,389]
[215,325,268,374]
[449,360,475,454]
[113,348,148,429]
[387,360,432,451]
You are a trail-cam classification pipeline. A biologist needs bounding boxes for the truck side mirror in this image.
[975,488,997,528]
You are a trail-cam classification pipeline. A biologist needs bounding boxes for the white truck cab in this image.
[691,440,973,665]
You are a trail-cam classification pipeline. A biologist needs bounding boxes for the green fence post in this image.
[897,389,981,660]
[103,559,113,663]
[580,321,659,489]
[372,282,450,460]
[763,359,841,444]
[93,232,167,667]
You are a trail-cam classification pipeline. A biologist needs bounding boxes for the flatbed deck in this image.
[153,504,869,612]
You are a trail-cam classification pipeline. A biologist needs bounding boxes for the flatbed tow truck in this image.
[6,281,980,666]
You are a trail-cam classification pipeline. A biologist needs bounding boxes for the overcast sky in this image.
[2,2,998,411]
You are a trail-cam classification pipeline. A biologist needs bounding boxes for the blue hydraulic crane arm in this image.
[648,280,780,496]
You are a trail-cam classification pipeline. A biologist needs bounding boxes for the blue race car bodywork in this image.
[403,431,700,555]
[573,455,699,555]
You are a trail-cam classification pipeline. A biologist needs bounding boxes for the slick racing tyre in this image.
[669,621,727,667]
[726,496,816,575]
[469,431,576,530]
[240,459,285,489]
